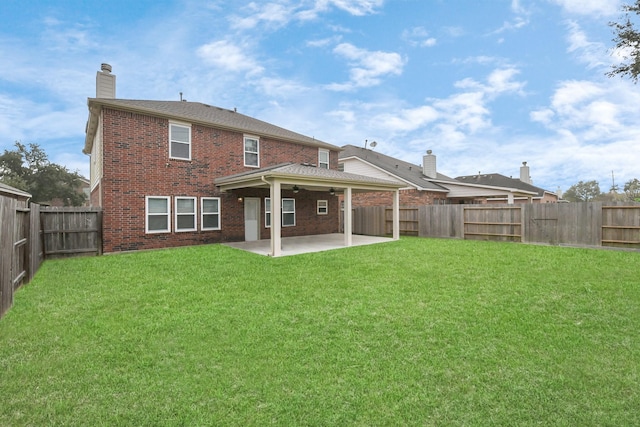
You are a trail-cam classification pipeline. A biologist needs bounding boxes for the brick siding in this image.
[92,108,339,253]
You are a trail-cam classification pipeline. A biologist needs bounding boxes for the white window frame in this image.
[318,149,329,169]
[282,198,295,227]
[175,196,197,232]
[244,135,260,168]
[317,200,328,215]
[265,198,271,228]
[169,122,191,160]
[201,197,221,231]
[146,196,171,234]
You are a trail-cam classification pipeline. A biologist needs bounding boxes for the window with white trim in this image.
[317,200,328,215]
[146,196,170,233]
[282,198,295,227]
[170,123,191,160]
[175,197,197,232]
[265,198,271,228]
[318,149,329,169]
[201,197,221,230]
[244,136,259,167]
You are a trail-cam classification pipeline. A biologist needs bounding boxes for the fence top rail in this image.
[40,207,103,212]
[463,206,522,210]
[603,206,640,210]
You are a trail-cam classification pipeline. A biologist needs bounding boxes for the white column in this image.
[344,187,353,246]
[392,189,400,240]
[271,180,282,257]
[507,193,514,204]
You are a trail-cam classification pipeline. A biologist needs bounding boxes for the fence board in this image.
[1,196,17,317]
[602,204,640,248]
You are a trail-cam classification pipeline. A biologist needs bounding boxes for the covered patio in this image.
[216,163,404,257]
[224,233,395,257]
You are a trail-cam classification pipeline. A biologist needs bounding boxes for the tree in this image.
[563,180,601,202]
[608,0,640,83]
[0,142,86,206]
[624,178,640,201]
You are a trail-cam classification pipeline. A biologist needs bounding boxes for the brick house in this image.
[83,65,402,256]
[339,145,558,206]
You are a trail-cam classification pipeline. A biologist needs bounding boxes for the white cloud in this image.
[298,0,384,20]
[197,40,264,75]
[229,2,294,30]
[327,43,405,91]
[548,0,621,16]
[565,21,608,69]
[402,27,437,47]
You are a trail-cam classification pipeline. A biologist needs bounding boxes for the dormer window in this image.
[244,136,259,167]
[318,149,329,169]
[169,122,191,160]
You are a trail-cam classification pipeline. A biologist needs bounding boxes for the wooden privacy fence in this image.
[40,207,103,258]
[1,201,102,319]
[353,202,640,250]
[1,196,43,319]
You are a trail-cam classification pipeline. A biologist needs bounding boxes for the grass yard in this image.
[1,237,639,426]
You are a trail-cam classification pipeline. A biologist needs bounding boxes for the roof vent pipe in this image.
[96,63,116,99]
[423,150,436,179]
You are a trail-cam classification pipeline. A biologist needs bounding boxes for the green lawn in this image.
[1,238,639,426]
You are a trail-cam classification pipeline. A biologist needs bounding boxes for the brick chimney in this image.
[423,150,436,178]
[520,161,531,184]
[96,63,116,98]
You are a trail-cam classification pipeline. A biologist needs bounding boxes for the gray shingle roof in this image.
[85,98,338,152]
[455,173,550,197]
[215,162,403,189]
[339,144,455,191]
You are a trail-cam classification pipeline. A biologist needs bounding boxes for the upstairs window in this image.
[318,149,329,169]
[244,136,259,167]
[170,123,191,160]
[175,197,197,232]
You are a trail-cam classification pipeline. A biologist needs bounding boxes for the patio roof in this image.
[215,162,404,193]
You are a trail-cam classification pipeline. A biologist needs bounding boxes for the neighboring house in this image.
[456,165,559,204]
[339,145,558,206]
[83,64,402,256]
[46,176,91,207]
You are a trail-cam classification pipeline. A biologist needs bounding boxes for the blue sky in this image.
[1,0,638,193]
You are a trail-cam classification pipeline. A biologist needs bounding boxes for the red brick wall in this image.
[348,188,445,207]
[94,108,339,253]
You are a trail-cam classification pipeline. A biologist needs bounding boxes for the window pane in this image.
[245,152,258,166]
[265,198,271,211]
[283,213,295,226]
[177,215,195,229]
[245,138,258,152]
[148,215,168,231]
[203,199,219,213]
[203,214,219,229]
[148,198,168,213]
[177,198,195,213]
[282,199,294,211]
[171,125,190,143]
[171,141,190,159]
[265,212,271,227]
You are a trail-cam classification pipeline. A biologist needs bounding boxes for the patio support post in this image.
[507,193,514,204]
[344,186,353,247]
[271,180,282,257]
[392,189,400,240]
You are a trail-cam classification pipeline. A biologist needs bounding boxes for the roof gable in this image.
[455,173,552,197]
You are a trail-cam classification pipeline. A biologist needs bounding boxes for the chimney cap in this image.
[522,161,527,166]
[101,63,112,73]
[426,149,433,155]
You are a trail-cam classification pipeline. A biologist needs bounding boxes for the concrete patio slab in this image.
[223,233,394,257]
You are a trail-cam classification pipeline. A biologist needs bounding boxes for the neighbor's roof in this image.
[215,162,404,192]
[455,173,553,198]
[0,182,31,199]
[84,98,339,154]
[339,144,457,192]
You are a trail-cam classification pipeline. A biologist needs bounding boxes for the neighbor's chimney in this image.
[423,150,437,179]
[96,63,116,98]
[520,161,531,184]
